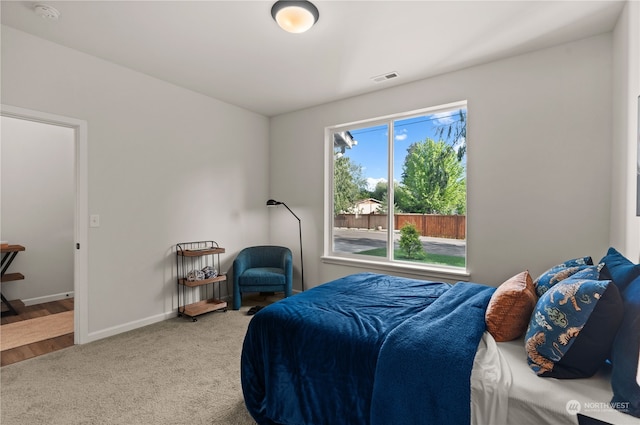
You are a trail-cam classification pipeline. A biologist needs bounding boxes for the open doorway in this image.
[1,105,88,364]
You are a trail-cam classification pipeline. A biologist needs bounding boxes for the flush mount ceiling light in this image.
[271,1,319,34]
[34,4,60,20]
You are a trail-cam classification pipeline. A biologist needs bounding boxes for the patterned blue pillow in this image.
[610,276,640,417]
[599,247,640,293]
[525,275,623,378]
[534,256,594,297]
[565,263,608,281]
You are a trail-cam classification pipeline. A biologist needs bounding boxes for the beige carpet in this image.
[0,295,282,425]
[1,310,74,351]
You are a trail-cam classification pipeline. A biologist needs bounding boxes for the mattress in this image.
[471,332,640,425]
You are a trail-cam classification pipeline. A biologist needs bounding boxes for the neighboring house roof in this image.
[354,198,382,214]
[356,198,382,205]
[334,131,357,155]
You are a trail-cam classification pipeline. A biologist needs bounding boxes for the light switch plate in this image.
[89,214,100,228]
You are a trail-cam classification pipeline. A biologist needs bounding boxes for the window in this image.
[326,101,467,273]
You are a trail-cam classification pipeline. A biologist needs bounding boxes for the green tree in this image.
[376,181,406,214]
[333,154,367,215]
[434,109,467,161]
[393,183,411,213]
[378,191,399,214]
[399,223,425,259]
[370,181,387,202]
[400,138,466,214]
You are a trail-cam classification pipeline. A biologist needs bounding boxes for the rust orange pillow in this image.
[485,270,537,342]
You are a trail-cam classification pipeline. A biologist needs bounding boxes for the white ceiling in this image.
[0,1,625,117]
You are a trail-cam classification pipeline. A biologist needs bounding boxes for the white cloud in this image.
[431,111,455,125]
[366,177,387,192]
[395,128,408,141]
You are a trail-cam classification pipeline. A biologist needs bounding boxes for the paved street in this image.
[332,228,465,257]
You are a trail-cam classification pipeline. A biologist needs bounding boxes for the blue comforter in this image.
[241,272,495,425]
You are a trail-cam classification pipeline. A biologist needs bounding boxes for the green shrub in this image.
[399,223,425,259]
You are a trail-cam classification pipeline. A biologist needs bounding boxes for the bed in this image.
[240,271,640,425]
[489,337,640,425]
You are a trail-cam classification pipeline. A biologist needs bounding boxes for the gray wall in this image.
[1,25,271,340]
[1,117,75,303]
[1,2,638,342]
[610,1,640,260]
[270,33,616,288]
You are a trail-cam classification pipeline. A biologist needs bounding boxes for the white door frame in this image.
[1,104,89,344]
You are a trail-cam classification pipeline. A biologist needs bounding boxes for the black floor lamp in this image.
[266,199,304,291]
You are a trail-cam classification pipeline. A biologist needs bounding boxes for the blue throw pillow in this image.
[525,275,623,379]
[566,263,610,281]
[599,247,640,293]
[610,275,640,417]
[534,256,594,297]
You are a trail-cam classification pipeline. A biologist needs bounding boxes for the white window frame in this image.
[322,101,470,281]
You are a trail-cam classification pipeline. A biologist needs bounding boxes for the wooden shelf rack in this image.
[176,241,227,321]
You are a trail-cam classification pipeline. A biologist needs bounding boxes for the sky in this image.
[344,109,466,191]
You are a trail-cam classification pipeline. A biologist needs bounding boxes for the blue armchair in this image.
[232,245,293,310]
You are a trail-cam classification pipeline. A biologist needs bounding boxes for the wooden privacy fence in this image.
[334,214,466,240]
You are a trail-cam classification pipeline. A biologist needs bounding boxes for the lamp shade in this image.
[271,1,319,34]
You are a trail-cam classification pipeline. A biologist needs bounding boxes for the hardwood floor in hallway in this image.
[1,298,74,367]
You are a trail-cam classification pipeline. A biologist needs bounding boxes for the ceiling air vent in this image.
[371,72,399,83]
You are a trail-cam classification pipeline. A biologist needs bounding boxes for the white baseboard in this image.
[83,296,235,344]
[32,292,290,345]
[85,310,177,344]
[83,294,250,345]
[23,291,74,306]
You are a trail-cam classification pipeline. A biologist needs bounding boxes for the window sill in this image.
[321,255,470,282]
